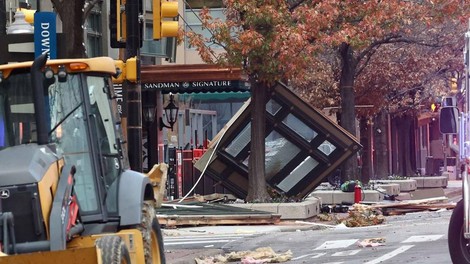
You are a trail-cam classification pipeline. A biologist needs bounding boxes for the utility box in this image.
[447,166,457,180]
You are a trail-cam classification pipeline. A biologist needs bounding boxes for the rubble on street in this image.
[195,247,292,264]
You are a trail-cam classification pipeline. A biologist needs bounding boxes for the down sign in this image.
[34,12,57,59]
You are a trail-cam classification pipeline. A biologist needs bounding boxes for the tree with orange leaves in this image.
[187,0,470,201]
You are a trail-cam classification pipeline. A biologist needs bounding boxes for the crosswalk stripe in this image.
[164,234,253,246]
[291,253,326,260]
[165,239,232,246]
[332,249,361,256]
[363,245,414,264]
[165,235,246,242]
[314,239,358,250]
[401,235,443,243]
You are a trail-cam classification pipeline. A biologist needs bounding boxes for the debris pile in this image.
[315,204,385,227]
[195,247,292,264]
[315,197,455,227]
[338,204,385,227]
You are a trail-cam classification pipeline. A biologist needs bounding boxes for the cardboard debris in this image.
[195,247,292,263]
[338,204,385,227]
[195,255,227,264]
[357,237,386,247]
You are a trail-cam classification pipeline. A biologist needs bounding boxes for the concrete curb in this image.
[410,176,448,188]
[228,198,321,220]
[309,189,384,205]
[370,179,417,192]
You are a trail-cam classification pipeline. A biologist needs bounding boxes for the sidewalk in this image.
[445,180,462,202]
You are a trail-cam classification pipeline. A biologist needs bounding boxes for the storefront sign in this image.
[143,80,249,92]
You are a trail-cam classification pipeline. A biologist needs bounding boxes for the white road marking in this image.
[164,234,252,246]
[314,239,358,250]
[164,234,251,241]
[332,249,361,256]
[164,239,232,245]
[291,253,326,260]
[363,245,415,264]
[401,235,443,243]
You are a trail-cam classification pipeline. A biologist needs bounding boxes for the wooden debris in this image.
[157,214,281,228]
[370,196,455,216]
[371,196,449,208]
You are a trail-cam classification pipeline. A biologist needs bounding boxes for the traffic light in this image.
[112,58,138,83]
[431,102,441,112]
[110,0,126,48]
[153,0,179,40]
[113,60,126,83]
[126,57,138,83]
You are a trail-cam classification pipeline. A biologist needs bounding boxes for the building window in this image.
[185,0,225,49]
[186,0,222,9]
[144,0,152,11]
[85,10,103,57]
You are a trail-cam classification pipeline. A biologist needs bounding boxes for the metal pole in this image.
[125,0,143,172]
[0,0,6,36]
[463,19,470,238]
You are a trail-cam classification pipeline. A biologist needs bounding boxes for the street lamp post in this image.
[160,93,179,131]
[143,92,157,171]
[6,11,33,34]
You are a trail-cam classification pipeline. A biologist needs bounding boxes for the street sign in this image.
[34,12,57,59]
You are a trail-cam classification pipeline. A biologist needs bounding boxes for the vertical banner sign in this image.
[34,12,57,59]
[113,83,126,117]
[176,149,183,198]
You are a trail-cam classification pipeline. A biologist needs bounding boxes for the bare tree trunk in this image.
[246,80,271,202]
[359,117,370,184]
[374,110,389,179]
[396,116,414,176]
[51,0,86,58]
[339,43,358,183]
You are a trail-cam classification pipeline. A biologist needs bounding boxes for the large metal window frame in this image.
[196,82,362,200]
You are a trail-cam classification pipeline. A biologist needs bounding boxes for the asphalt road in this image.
[165,209,455,263]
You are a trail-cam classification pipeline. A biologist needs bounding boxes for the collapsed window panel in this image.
[265,131,301,179]
[225,123,250,157]
[195,82,361,200]
[282,113,318,142]
[277,156,319,193]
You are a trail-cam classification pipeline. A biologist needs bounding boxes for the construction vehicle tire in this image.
[448,199,470,263]
[96,235,131,264]
[136,201,166,264]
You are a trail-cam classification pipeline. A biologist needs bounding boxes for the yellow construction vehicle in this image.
[0,54,165,263]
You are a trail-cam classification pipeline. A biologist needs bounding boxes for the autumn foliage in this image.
[187,0,470,199]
